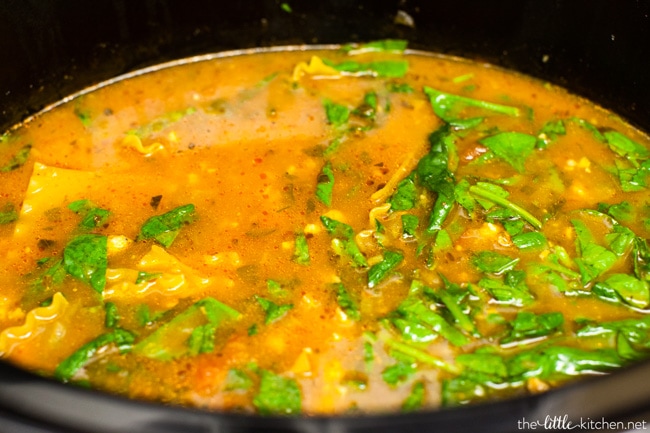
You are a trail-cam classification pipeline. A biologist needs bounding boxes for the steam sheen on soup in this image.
[1,41,650,415]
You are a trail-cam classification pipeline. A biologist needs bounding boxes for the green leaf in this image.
[323,99,350,127]
[68,200,111,231]
[0,203,18,224]
[387,82,414,93]
[253,370,302,415]
[320,216,368,267]
[472,182,509,211]
[456,352,508,379]
[388,172,417,211]
[342,39,408,54]
[135,271,162,284]
[479,274,534,307]
[469,184,542,230]
[315,162,334,206]
[604,130,650,160]
[352,91,378,120]
[501,311,564,345]
[334,283,360,320]
[138,204,195,247]
[471,251,519,274]
[134,297,240,360]
[428,277,478,336]
[382,360,417,386]
[104,302,119,328]
[512,232,547,250]
[188,323,217,355]
[402,381,425,412]
[293,233,310,265]
[617,159,650,191]
[224,368,254,391]
[396,296,470,346]
[328,60,409,78]
[594,274,649,309]
[1,144,31,172]
[536,120,566,149]
[63,234,108,293]
[401,214,419,238]
[367,250,404,288]
[55,328,135,382]
[256,296,293,324]
[423,86,519,124]
[479,132,537,172]
[571,219,617,284]
[454,178,475,213]
[605,225,635,256]
[508,346,622,381]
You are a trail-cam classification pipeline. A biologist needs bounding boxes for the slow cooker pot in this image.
[1,1,649,432]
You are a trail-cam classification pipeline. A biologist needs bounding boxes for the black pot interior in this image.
[1,1,650,432]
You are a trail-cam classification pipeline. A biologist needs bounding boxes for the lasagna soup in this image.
[1,41,650,415]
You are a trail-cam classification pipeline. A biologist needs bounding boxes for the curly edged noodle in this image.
[0,292,69,357]
[104,245,215,309]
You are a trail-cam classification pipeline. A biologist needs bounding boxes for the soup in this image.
[1,41,649,415]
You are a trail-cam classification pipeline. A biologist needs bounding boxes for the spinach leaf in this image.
[327,60,409,78]
[224,368,254,391]
[320,216,368,267]
[389,172,417,210]
[323,99,350,127]
[315,162,334,206]
[134,297,239,360]
[135,271,162,284]
[471,251,519,274]
[479,272,534,307]
[188,322,217,355]
[593,274,649,309]
[512,232,547,250]
[604,130,650,161]
[63,234,108,293]
[68,199,111,231]
[454,178,475,213]
[604,224,635,257]
[138,204,195,247]
[479,132,537,173]
[342,39,408,54]
[402,381,425,412]
[508,346,622,381]
[1,144,31,172]
[55,328,135,382]
[501,311,564,345]
[395,296,470,346]
[617,159,650,192]
[253,369,302,415]
[571,219,617,284]
[368,250,404,288]
[0,203,18,224]
[387,82,414,93]
[469,183,542,229]
[256,296,293,324]
[382,361,416,386]
[423,86,519,125]
[401,214,419,238]
[293,233,310,265]
[633,237,650,282]
[536,119,566,149]
[426,277,479,337]
[417,125,456,232]
[472,182,509,211]
[334,283,360,320]
[352,91,378,120]
[104,302,119,328]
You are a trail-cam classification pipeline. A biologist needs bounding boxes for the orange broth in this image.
[1,44,650,414]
